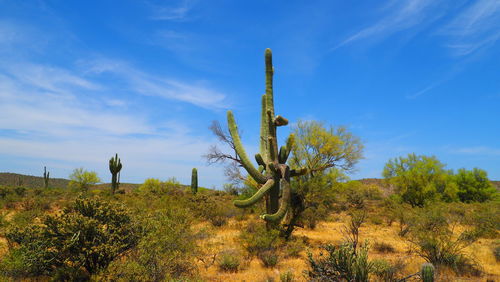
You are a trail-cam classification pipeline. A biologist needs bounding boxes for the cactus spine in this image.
[420,263,435,282]
[191,168,198,194]
[227,49,306,224]
[43,166,49,189]
[109,153,122,194]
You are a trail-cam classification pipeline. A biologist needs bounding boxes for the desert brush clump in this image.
[109,153,122,194]
[227,48,307,227]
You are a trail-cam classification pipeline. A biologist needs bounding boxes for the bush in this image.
[306,242,372,282]
[239,221,280,256]
[101,206,197,281]
[188,193,235,227]
[1,197,140,278]
[280,270,295,282]
[373,241,396,253]
[258,250,279,268]
[68,168,101,191]
[217,249,241,272]
[454,168,497,203]
[13,186,26,197]
[406,205,482,276]
[372,259,407,282]
[493,246,500,262]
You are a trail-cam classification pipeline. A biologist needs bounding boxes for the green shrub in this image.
[306,242,372,282]
[239,221,280,256]
[218,249,241,272]
[68,168,101,191]
[372,259,407,282]
[13,186,26,196]
[373,241,396,253]
[1,197,140,278]
[280,270,295,282]
[258,250,279,268]
[188,193,235,227]
[101,206,197,281]
[454,168,497,203]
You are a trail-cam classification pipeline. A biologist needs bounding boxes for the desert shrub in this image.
[0,185,9,198]
[340,181,382,209]
[102,206,197,281]
[373,241,396,253]
[341,210,366,251]
[383,153,458,207]
[217,249,241,272]
[283,236,307,258]
[468,202,500,238]
[258,250,280,268]
[68,168,101,191]
[280,270,295,282]
[13,186,26,196]
[306,242,372,282]
[493,246,500,262]
[382,198,416,236]
[188,193,236,226]
[1,197,140,278]
[406,205,482,276]
[240,221,280,256]
[453,168,497,203]
[372,259,407,282]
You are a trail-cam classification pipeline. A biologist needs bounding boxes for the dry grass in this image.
[194,214,500,281]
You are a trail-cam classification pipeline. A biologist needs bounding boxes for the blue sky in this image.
[1,0,499,187]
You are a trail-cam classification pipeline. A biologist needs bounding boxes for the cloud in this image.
[451,146,500,156]
[334,0,442,49]
[83,58,228,110]
[440,0,500,56]
[148,0,196,21]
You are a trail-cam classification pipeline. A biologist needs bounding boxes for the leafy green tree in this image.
[285,120,363,237]
[454,168,497,203]
[383,153,457,207]
[68,168,101,191]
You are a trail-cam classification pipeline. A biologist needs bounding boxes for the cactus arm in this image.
[261,178,291,222]
[259,94,269,162]
[227,111,267,184]
[274,115,288,126]
[255,153,265,167]
[233,179,275,207]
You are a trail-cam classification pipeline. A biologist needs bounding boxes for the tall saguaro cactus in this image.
[191,168,198,195]
[109,153,122,194]
[43,166,50,189]
[227,49,306,224]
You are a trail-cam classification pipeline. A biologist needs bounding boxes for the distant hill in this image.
[0,172,140,191]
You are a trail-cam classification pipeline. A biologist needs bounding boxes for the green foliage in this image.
[306,242,372,282]
[239,221,280,257]
[258,250,280,268]
[371,259,407,282]
[68,168,101,191]
[217,249,241,272]
[453,168,497,202]
[109,153,122,194]
[101,207,197,281]
[138,177,181,194]
[14,186,26,196]
[280,270,295,282]
[405,204,482,276]
[383,153,457,207]
[191,167,198,194]
[1,197,140,277]
[373,241,396,253]
[188,192,236,226]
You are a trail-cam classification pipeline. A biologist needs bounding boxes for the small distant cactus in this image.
[420,263,435,282]
[109,153,122,194]
[43,166,50,189]
[191,168,198,194]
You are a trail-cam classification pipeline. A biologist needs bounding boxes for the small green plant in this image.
[218,249,241,272]
[306,242,372,282]
[373,241,396,253]
[258,250,279,268]
[420,263,435,282]
[372,259,407,282]
[280,270,294,282]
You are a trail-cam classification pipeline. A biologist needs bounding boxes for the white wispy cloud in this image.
[451,146,500,156]
[440,0,500,56]
[334,0,442,49]
[83,58,228,110]
[148,0,196,21]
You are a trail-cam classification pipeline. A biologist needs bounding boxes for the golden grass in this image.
[194,216,500,281]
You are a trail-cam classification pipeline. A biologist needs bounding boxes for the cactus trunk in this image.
[227,49,306,226]
[43,166,50,189]
[109,153,122,195]
[191,168,198,194]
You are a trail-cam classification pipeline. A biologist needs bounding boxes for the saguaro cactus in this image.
[227,49,306,224]
[43,166,50,189]
[191,168,198,194]
[109,153,122,194]
[420,263,435,282]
